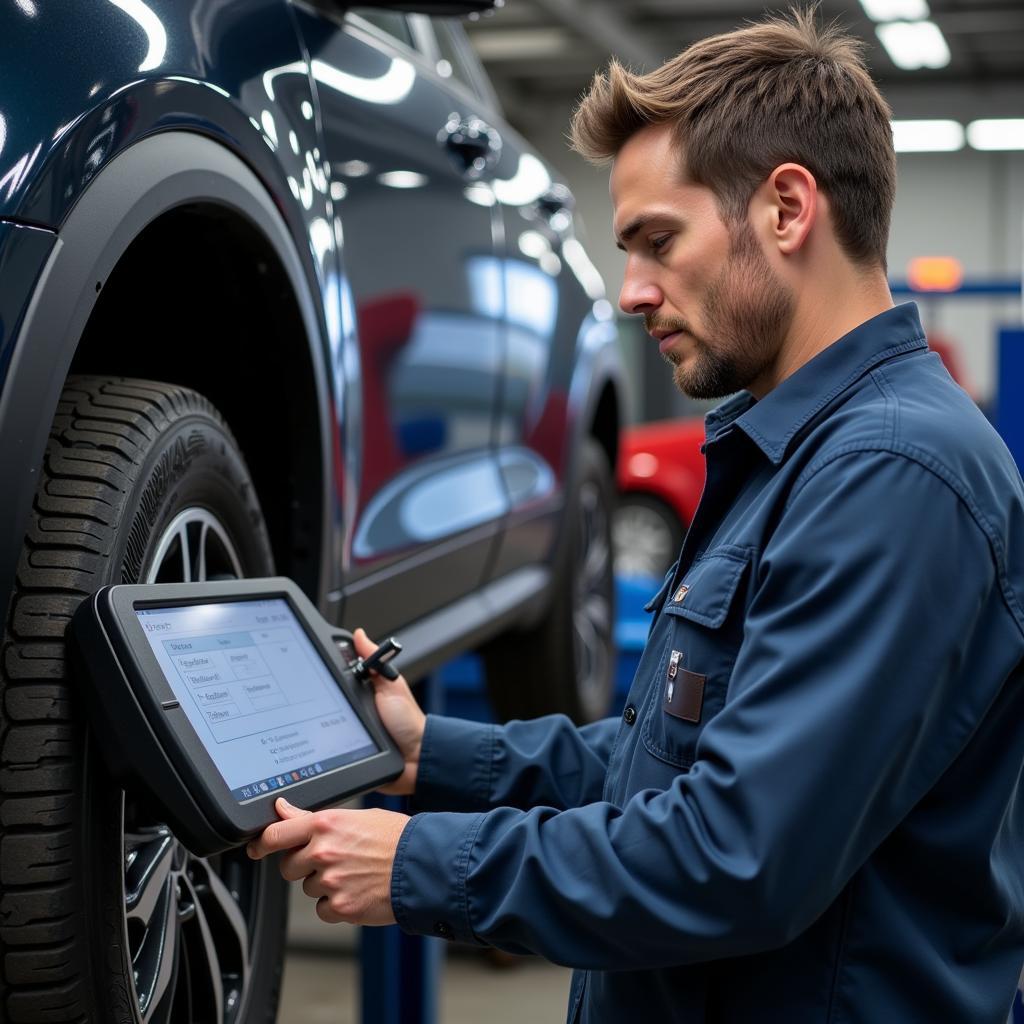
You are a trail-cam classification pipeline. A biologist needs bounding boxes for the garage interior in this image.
[277,1,1024,1021]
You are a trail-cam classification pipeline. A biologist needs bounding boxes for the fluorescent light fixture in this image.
[966,119,1024,151]
[470,28,570,61]
[859,0,929,21]
[891,119,964,152]
[876,21,950,70]
[377,170,428,189]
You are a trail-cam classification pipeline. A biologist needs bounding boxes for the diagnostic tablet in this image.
[67,578,403,856]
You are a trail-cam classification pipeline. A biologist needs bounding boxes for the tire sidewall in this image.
[86,404,286,1022]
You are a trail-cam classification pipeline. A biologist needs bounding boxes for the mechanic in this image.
[248,10,1024,1021]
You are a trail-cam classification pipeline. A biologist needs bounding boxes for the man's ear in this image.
[760,163,817,256]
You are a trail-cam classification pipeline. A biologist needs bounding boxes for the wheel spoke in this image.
[192,857,251,975]
[125,830,175,927]
[583,592,611,634]
[130,505,265,1022]
[179,523,193,583]
[180,873,226,1024]
[133,873,180,1023]
[197,522,210,583]
[583,536,610,587]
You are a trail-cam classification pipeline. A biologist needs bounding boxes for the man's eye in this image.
[650,235,671,253]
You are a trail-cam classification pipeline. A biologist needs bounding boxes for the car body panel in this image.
[0,0,622,675]
[0,221,57,381]
[293,7,506,633]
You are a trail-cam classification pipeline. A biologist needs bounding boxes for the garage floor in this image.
[278,949,572,1023]
[279,825,572,1021]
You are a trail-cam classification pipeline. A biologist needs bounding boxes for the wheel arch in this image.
[0,132,332,623]
[589,379,621,477]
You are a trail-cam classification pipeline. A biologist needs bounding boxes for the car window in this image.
[431,19,480,93]
[348,10,416,50]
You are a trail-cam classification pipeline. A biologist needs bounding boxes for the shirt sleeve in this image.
[412,713,620,814]
[392,451,1023,967]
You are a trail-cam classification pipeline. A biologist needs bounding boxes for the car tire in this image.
[483,439,615,724]
[613,493,685,580]
[0,376,287,1023]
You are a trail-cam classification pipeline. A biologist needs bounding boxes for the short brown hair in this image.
[570,8,896,269]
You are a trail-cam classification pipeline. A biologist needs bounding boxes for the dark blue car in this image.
[0,1,622,1019]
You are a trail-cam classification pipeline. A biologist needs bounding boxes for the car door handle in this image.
[439,113,502,178]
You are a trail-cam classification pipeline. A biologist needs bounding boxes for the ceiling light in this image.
[876,21,950,70]
[966,119,1024,151]
[470,28,570,61]
[891,119,964,152]
[859,0,929,21]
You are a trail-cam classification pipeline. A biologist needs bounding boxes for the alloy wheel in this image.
[120,508,259,1023]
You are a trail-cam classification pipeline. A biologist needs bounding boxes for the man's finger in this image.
[353,627,376,658]
[354,627,407,692]
[247,805,313,859]
[279,847,317,882]
[276,797,312,819]
[303,874,327,899]
[316,896,346,924]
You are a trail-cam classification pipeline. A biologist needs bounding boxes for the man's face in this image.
[611,124,795,399]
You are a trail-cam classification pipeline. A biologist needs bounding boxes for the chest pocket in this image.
[642,549,750,769]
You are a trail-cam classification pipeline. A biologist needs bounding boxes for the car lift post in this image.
[997,326,1024,472]
[360,672,444,1024]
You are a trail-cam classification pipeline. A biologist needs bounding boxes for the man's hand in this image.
[353,628,425,795]
[247,797,409,925]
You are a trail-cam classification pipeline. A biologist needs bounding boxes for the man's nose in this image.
[618,264,662,316]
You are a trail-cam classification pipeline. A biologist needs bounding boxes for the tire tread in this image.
[0,377,233,1019]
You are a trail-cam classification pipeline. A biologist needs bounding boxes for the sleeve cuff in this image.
[413,715,497,813]
[391,810,488,945]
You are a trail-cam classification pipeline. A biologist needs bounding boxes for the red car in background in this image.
[614,416,705,579]
[614,333,973,579]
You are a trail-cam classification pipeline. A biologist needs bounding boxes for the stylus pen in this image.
[354,637,402,682]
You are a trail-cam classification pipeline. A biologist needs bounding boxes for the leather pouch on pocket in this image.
[642,550,750,768]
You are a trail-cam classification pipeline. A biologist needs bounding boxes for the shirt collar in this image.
[704,303,927,465]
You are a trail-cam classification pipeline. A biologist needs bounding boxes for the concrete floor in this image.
[278,949,572,1023]
[280,869,571,1022]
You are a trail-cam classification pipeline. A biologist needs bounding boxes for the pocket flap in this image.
[663,550,749,628]
[643,559,680,613]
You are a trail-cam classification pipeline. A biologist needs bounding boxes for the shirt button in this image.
[623,705,637,725]
[433,921,454,940]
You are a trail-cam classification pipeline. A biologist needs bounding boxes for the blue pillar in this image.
[360,673,444,1024]
[997,328,1024,470]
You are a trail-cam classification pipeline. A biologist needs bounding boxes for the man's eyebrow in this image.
[614,215,652,252]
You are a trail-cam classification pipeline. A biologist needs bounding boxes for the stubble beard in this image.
[652,221,796,400]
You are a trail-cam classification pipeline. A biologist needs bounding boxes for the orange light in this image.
[907,257,963,292]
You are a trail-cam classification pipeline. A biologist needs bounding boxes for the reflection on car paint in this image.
[354,454,509,558]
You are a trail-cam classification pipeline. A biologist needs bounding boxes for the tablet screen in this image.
[135,598,379,801]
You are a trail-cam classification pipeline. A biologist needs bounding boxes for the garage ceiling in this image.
[465,0,1024,129]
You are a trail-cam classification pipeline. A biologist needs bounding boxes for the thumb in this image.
[275,797,311,819]
[353,627,377,660]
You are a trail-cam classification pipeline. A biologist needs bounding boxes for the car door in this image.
[292,5,506,635]
[428,20,609,580]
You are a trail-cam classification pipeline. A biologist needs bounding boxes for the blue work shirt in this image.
[391,304,1024,1022]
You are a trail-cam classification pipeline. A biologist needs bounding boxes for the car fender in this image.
[0,131,333,626]
[566,307,626,480]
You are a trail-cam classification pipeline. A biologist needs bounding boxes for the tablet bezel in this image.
[87,578,403,851]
